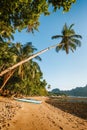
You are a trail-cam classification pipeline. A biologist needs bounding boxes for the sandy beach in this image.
[0,96,87,130]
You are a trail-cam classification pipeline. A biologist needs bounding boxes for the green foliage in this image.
[0,42,47,96]
[52,23,82,54]
[0,0,76,40]
[0,0,49,40]
[0,1,78,96]
[0,42,16,72]
[48,0,76,12]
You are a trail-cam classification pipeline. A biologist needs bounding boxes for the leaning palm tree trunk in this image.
[0,43,59,77]
[0,70,15,91]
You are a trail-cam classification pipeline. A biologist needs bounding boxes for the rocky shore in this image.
[46,96,87,120]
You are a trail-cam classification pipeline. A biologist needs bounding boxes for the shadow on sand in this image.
[46,97,87,120]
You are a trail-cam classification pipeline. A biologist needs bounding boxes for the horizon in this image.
[14,0,87,90]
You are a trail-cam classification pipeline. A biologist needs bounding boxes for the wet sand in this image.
[0,96,87,130]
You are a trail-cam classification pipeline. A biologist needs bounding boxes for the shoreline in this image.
[0,96,87,130]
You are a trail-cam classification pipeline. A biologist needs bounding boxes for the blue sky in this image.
[14,0,87,90]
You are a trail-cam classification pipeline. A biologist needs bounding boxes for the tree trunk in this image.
[0,43,59,77]
[0,70,15,91]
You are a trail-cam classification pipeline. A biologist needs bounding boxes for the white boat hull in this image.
[14,98,42,104]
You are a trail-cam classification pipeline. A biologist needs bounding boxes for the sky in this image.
[14,0,87,90]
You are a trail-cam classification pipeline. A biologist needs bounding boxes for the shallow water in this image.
[67,96,87,103]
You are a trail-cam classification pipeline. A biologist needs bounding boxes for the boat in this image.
[14,97,42,104]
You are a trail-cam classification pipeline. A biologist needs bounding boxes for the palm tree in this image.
[0,24,82,77]
[52,23,82,54]
[47,84,51,90]
[9,42,41,78]
[0,42,41,91]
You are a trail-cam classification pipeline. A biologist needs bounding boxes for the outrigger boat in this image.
[14,97,42,104]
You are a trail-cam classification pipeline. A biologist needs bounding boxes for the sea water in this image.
[67,96,87,103]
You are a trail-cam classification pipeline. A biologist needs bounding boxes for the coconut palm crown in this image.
[52,23,82,54]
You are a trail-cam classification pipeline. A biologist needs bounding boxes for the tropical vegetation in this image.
[0,23,82,96]
[0,0,76,40]
[0,42,47,96]
[52,24,82,54]
[0,0,83,97]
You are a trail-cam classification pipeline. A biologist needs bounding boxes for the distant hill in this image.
[51,85,87,97]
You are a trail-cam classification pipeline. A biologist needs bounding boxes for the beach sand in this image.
[0,96,87,130]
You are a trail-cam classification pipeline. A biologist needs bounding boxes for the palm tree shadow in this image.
[46,97,87,120]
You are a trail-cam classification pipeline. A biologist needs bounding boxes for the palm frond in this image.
[72,39,81,47]
[51,35,63,39]
[55,44,63,52]
[70,34,82,39]
[33,62,41,72]
[62,44,69,54]
[69,24,74,30]
[35,56,42,61]
[62,23,68,35]
[70,48,75,53]
[69,42,77,50]
[63,23,68,31]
